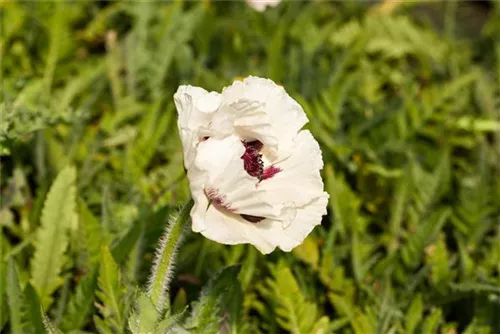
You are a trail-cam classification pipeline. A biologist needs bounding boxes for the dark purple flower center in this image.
[241,140,281,181]
[241,141,264,178]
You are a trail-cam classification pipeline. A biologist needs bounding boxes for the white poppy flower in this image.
[246,0,281,12]
[174,76,329,254]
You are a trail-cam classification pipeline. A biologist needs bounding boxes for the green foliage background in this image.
[1,1,500,333]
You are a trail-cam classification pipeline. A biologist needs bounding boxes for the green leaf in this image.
[405,294,423,334]
[328,294,374,334]
[324,164,361,244]
[172,288,187,314]
[78,198,104,269]
[422,308,442,333]
[263,261,322,334]
[0,228,9,329]
[110,215,141,264]
[23,283,45,334]
[185,265,243,334]
[388,169,409,254]
[61,267,98,332]
[147,199,193,314]
[94,246,126,334]
[42,311,64,334]
[409,155,450,218]
[128,291,161,334]
[425,233,451,288]
[6,259,23,334]
[401,207,451,269]
[30,165,76,308]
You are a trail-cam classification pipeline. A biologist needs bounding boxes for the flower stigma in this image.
[241,140,281,181]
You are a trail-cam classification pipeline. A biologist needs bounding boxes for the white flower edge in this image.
[246,0,281,12]
[174,77,329,254]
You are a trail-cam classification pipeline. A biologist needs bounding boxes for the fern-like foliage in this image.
[30,165,76,308]
[94,246,127,334]
[452,146,494,244]
[60,268,98,332]
[405,294,423,334]
[401,207,451,270]
[260,261,328,334]
[328,293,375,334]
[408,155,450,220]
[78,198,105,269]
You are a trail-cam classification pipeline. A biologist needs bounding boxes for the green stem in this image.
[148,199,194,314]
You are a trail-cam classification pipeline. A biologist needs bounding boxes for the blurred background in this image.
[1,1,500,333]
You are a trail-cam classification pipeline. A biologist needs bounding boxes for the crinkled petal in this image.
[198,206,275,252]
[258,130,326,212]
[195,193,328,254]
[193,135,293,220]
[221,76,308,158]
[261,194,329,252]
[174,86,223,168]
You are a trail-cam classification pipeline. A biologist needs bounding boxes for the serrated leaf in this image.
[401,207,451,269]
[185,265,242,334]
[426,233,451,288]
[23,283,45,334]
[61,267,98,332]
[328,293,374,334]
[30,165,76,308]
[95,246,126,334]
[42,311,64,334]
[265,262,322,334]
[128,291,161,334]
[7,259,23,334]
[78,198,104,269]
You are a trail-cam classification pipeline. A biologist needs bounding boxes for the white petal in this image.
[258,130,325,209]
[231,99,278,151]
[198,206,276,253]
[190,184,209,233]
[174,85,217,130]
[194,193,328,254]
[174,86,222,168]
[246,0,281,12]
[262,193,329,252]
[194,135,286,219]
[221,76,308,158]
[196,91,222,114]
